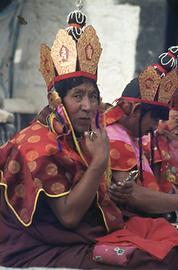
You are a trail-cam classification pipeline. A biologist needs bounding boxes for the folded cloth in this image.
[93,216,178,266]
[93,243,136,266]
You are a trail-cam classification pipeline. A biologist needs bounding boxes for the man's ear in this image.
[131,103,141,116]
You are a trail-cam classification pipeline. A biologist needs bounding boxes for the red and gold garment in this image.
[0,106,123,231]
[156,131,178,187]
[104,105,174,192]
[142,132,177,192]
[0,120,76,226]
[91,107,178,266]
[1,106,178,268]
[104,116,160,191]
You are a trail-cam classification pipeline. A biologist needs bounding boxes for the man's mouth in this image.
[77,117,91,124]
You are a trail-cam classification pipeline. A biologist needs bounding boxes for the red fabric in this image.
[152,64,167,75]
[96,216,178,260]
[167,51,177,59]
[109,135,160,191]
[104,106,125,125]
[0,117,124,230]
[142,134,174,192]
[1,196,178,269]
[142,134,162,164]
[109,140,137,171]
[115,97,169,108]
[93,243,136,266]
[48,71,97,90]
[157,133,178,188]
[0,121,82,225]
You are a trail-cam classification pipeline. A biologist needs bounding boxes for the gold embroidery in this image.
[127,158,136,166]
[147,182,159,191]
[26,150,39,162]
[45,144,57,155]
[51,29,77,76]
[46,163,58,176]
[16,134,26,143]
[8,160,21,174]
[159,69,178,103]
[31,124,42,131]
[124,143,134,152]
[27,161,37,172]
[33,178,43,189]
[51,182,65,194]
[15,184,25,197]
[139,66,161,101]
[77,25,102,75]
[39,44,55,87]
[110,148,120,160]
[19,126,29,134]
[27,135,41,143]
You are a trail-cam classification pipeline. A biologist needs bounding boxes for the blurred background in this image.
[0,0,178,144]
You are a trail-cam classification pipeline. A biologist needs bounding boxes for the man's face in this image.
[132,111,159,137]
[63,81,99,135]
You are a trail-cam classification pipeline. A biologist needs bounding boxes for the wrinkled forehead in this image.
[70,81,98,92]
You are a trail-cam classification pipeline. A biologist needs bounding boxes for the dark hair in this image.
[54,76,100,103]
[122,78,169,121]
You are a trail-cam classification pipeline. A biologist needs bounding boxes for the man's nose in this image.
[81,97,91,111]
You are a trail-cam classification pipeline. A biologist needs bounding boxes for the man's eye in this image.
[74,95,82,100]
[90,94,98,101]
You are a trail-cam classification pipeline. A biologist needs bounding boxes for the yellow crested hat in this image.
[39,5,102,92]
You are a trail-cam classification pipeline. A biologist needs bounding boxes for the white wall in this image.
[86,0,140,103]
[4,0,140,113]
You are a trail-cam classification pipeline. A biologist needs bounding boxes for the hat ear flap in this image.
[131,103,141,114]
[48,90,62,110]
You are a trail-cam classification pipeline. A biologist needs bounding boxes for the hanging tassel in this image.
[46,113,55,133]
[150,128,155,171]
[56,105,65,124]
[46,112,57,134]
[56,105,69,134]
[95,110,100,128]
[57,140,62,152]
[138,114,143,182]
[47,113,63,152]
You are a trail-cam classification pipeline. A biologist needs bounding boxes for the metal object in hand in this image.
[125,169,139,183]
[88,130,97,141]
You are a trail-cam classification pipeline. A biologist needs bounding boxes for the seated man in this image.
[91,52,178,269]
[105,50,178,217]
